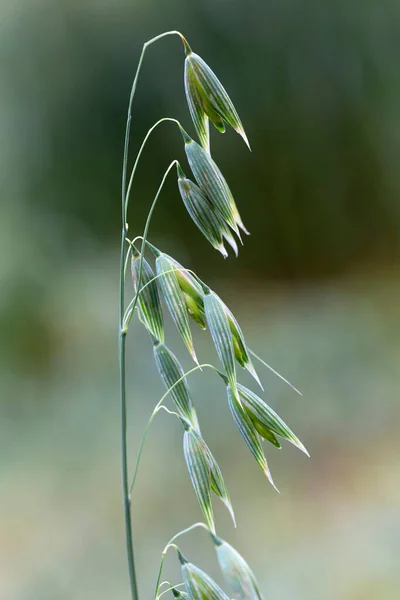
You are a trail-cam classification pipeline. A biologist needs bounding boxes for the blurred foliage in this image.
[2,0,400,282]
[1,267,400,599]
[1,1,400,599]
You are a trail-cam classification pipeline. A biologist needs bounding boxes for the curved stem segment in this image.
[122,31,187,204]
[157,584,185,599]
[154,523,211,598]
[129,364,218,493]
[119,30,187,600]
[125,118,182,221]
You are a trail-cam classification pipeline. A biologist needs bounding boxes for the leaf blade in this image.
[206,447,236,527]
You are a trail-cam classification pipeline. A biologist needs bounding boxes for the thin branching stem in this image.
[153,544,180,600]
[124,242,133,279]
[157,406,182,419]
[122,31,186,204]
[119,254,138,600]
[130,235,145,245]
[129,364,218,494]
[158,581,174,591]
[165,521,211,548]
[122,159,178,336]
[154,523,211,598]
[125,118,182,221]
[119,30,187,600]
[157,583,185,599]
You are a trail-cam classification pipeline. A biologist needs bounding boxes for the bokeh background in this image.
[1,1,400,598]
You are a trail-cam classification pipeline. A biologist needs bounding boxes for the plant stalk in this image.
[119,30,187,600]
[119,318,139,600]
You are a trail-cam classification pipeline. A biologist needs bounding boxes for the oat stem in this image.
[120,30,187,600]
[119,157,179,599]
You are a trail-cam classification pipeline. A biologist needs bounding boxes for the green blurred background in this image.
[1,0,400,598]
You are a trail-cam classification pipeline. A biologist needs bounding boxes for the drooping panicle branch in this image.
[118,30,307,600]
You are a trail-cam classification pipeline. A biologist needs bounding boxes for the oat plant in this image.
[119,31,308,600]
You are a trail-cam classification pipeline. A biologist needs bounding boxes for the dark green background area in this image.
[3,0,400,280]
[1,2,400,599]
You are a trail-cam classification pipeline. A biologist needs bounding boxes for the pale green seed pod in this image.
[243,412,282,448]
[153,342,200,432]
[131,252,164,343]
[222,302,262,388]
[178,550,230,600]
[182,129,248,237]
[237,383,309,456]
[219,219,239,257]
[161,253,204,309]
[156,253,198,364]
[184,47,250,154]
[204,288,261,390]
[204,289,238,398]
[227,385,277,491]
[177,163,229,257]
[213,535,264,600]
[184,292,206,330]
[143,246,207,329]
[227,382,309,490]
[183,424,235,533]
